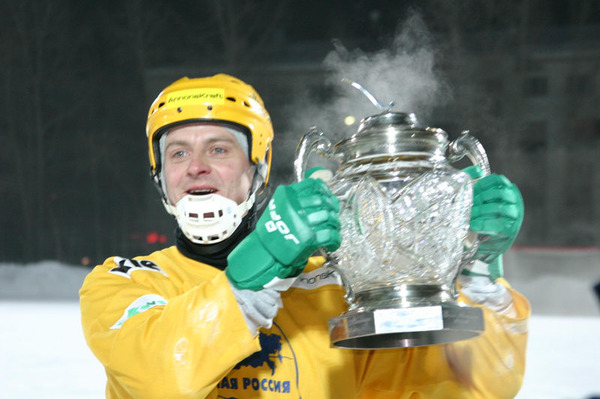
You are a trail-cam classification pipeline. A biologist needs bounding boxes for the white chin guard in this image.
[167,193,255,244]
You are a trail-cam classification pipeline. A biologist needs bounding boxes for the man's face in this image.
[163,123,254,206]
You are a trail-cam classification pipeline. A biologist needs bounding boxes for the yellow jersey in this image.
[80,246,529,398]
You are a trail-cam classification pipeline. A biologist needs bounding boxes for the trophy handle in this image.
[447,130,491,176]
[294,128,355,303]
[447,131,491,296]
[323,258,355,305]
[294,127,337,182]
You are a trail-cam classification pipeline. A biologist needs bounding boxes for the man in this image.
[80,74,529,398]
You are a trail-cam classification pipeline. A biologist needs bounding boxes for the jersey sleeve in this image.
[79,256,261,399]
[353,282,530,398]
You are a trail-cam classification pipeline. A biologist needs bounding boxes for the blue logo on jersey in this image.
[234,332,284,375]
[217,324,301,397]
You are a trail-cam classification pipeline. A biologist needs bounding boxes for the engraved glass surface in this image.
[329,165,472,293]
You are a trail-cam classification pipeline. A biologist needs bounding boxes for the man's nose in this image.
[187,154,211,176]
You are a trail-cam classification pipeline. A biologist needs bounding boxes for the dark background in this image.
[1,0,599,266]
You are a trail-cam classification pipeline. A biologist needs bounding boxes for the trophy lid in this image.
[335,112,449,163]
[358,112,420,133]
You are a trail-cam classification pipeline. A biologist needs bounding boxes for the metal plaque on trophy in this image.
[294,81,490,349]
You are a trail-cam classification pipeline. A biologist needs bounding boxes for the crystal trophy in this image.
[294,81,490,349]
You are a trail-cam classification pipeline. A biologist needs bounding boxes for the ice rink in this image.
[1,249,599,398]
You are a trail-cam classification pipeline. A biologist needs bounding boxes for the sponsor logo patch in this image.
[167,88,225,107]
[292,267,342,290]
[110,294,168,330]
[109,257,167,279]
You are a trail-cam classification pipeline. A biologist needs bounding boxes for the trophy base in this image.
[329,304,484,349]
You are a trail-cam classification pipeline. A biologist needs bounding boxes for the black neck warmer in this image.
[175,207,258,270]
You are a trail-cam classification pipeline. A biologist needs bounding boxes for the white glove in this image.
[459,260,516,317]
[229,282,283,336]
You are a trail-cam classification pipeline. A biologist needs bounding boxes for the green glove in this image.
[464,166,524,266]
[226,178,341,291]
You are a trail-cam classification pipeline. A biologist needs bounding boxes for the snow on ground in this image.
[0,301,106,399]
[0,253,599,398]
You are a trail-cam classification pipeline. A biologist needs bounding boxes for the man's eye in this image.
[172,150,186,158]
[212,147,226,154]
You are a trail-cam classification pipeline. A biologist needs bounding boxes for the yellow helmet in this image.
[146,74,274,188]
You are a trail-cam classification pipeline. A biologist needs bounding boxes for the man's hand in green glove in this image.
[226,178,341,291]
[464,166,524,265]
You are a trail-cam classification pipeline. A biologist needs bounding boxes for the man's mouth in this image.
[187,189,217,196]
